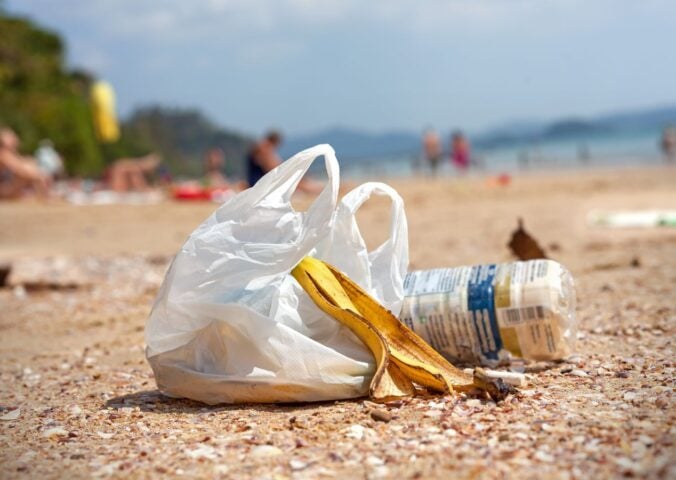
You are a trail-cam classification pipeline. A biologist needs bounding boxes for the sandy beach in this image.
[1,165,674,478]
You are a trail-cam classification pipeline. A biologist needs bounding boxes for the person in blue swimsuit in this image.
[246,131,283,187]
[246,130,324,193]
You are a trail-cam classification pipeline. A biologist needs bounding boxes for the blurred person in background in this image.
[203,147,246,191]
[35,139,65,181]
[246,130,322,193]
[450,130,471,172]
[246,130,283,188]
[104,153,161,192]
[661,125,676,163]
[422,128,442,175]
[0,127,50,198]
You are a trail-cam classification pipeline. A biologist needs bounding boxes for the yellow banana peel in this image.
[291,257,476,402]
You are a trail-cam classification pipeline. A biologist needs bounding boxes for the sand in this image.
[1,165,674,479]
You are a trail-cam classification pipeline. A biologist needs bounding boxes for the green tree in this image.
[0,10,104,175]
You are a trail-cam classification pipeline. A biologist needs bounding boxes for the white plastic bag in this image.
[145,144,409,404]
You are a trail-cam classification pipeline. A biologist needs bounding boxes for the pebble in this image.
[370,409,392,423]
[534,450,554,462]
[366,455,385,466]
[345,424,365,440]
[186,444,218,460]
[0,408,20,421]
[42,427,68,438]
[250,445,283,458]
[289,459,308,470]
[424,410,443,418]
[570,369,589,377]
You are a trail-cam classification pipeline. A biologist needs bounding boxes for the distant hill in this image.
[475,105,676,149]
[122,106,253,178]
[596,105,676,131]
[280,127,419,161]
[282,105,676,160]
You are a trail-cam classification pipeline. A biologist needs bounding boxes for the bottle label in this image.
[400,260,575,363]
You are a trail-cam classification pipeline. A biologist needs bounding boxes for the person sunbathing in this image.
[104,153,161,192]
[0,127,50,199]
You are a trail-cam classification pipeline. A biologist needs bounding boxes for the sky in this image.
[6,0,676,136]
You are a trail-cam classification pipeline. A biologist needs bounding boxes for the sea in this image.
[334,128,669,179]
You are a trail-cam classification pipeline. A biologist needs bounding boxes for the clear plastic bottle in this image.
[399,259,576,364]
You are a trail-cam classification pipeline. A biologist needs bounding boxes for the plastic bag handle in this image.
[221,144,339,251]
[338,182,409,304]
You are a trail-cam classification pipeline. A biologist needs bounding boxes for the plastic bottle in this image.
[399,259,576,364]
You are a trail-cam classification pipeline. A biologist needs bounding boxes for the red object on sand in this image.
[172,186,231,201]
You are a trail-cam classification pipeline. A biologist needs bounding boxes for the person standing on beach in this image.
[451,131,471,172]
[661,125,676,163]
[422,128,442,175]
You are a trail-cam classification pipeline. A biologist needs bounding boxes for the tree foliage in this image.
[0,10,103,175]
[0,8,252,178]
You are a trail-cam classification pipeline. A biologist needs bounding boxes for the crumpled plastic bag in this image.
[145,144,409,404]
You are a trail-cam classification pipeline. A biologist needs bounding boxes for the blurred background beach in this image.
[1,0,675,184]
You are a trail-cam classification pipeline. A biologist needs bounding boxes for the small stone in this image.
[0,408,20,421]
[186,444,218,460]
[424,410,443,418]
[366,455,385,466]
[345,424,365,440]
[534,450,554,462]
[97,431,114,439]
[370,409,392,423]
[570,369,589,377]
[213,464,229,475]
[289,459,308,470]
[250,445,283,457]
[43,427,68,438]
[623,392,637,402]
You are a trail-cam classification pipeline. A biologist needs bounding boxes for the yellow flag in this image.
[90,80,120,143]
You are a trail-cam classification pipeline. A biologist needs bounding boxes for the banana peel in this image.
[292,257,478,402]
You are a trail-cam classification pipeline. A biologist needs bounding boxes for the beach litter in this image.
[508,218,548,260]
[399,259,577,365]
[588,209,676,228]
[144,146,519,405]
[144,145,566,406]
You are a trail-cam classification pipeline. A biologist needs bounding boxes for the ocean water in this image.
[334,128,668,179]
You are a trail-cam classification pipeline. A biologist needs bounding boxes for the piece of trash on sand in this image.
[473,368,518,401]
[293,257,476,402]
[508,218,547,260]
[400,260,577,364]
[0,408,20,421]
[588,210,676,228]
[474,369,526,387]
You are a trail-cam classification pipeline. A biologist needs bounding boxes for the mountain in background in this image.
[280,126,419,160]
[123,107,252,178]
[284,105,676,159]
